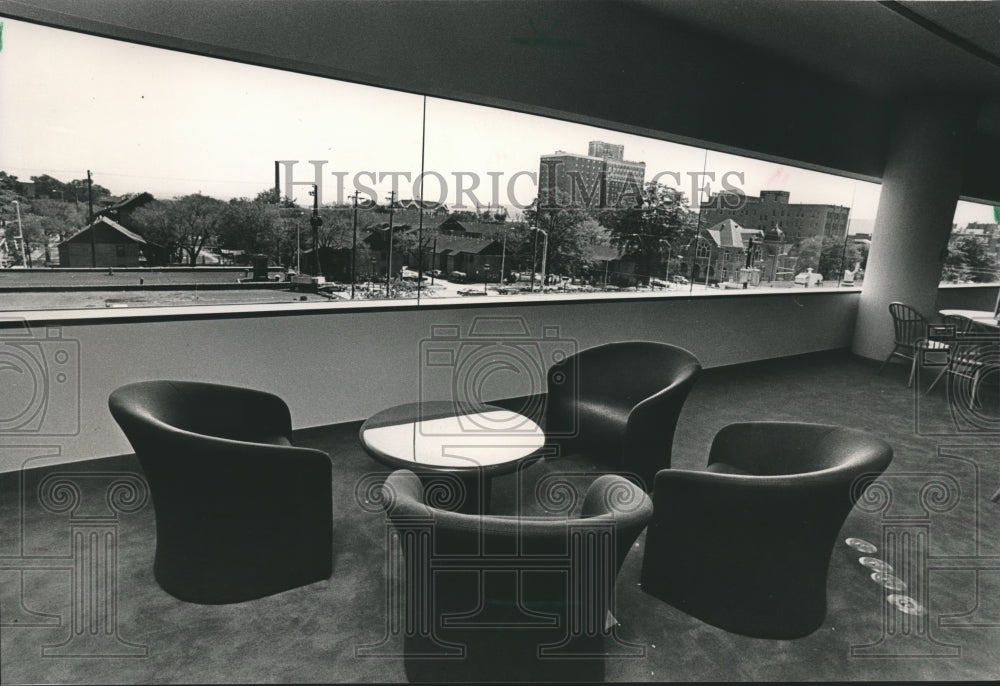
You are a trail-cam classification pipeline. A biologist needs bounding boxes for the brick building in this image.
[539,140,645,210]
[700,190,850,245]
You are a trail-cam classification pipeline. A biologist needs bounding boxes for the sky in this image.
[1,18,995,229]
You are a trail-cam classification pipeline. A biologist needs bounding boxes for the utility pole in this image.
[12,201,26,268]
[309,183,323,276]
[87,170,96,268]
[350,190,359,299]
[430,231,437,285]
[417,96,427,300]
[385,190,396,295]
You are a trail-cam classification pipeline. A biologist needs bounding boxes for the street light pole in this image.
[705,243,712,288]
[385,190,396,295]
[484,263,490,295]
[538,227,549,290]
[530,228,539,292]
[689,236,698,294]
[663,240,673,282]
[499,227,507,286]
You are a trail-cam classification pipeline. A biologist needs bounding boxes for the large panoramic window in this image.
[941,200,1000,285]
[0,18,881,312]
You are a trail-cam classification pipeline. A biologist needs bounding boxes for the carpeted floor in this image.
[2,350,999,683]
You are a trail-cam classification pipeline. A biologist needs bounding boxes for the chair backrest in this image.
[382,468,652,576]
[380,468,652,681]
[706,421,894,477]
[550,341,702,403]
[545,341,701,487]
[109,380,293,446]
[940,313,978,337]
[888,301,929,347]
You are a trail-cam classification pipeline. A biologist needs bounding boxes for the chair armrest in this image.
[581,474,652,519]
[382,469,430,517]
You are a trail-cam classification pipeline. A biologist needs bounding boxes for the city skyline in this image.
[1,17,994,229]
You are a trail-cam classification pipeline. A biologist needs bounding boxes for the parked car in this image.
[671,275,689,285]
[449,271,467,283]
[794,269,824,287]
[649,277,669,289]
[427,269,443,278]
[512,271,543,284]
[457,287,482,296]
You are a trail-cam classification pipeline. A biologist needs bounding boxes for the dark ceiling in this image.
[2,0,998,200]
[635,0,1000,100]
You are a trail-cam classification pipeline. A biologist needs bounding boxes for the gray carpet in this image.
[2,350,999,683]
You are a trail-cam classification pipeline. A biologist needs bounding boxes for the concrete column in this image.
[852,99,977,360]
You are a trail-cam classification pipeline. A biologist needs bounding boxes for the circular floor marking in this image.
[871,571,907,591]
[846,537,878,554]
[888,594,925,615]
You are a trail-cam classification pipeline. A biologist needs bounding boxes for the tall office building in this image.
[700,190,850,244]
[539,141,645,209]
[587,141,624,161]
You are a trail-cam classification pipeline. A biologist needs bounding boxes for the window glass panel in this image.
[1,17,882,312]
[941,200,1000,285]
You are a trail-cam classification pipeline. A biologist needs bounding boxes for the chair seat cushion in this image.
[576,396,632,441]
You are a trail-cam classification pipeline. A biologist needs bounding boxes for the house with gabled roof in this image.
[694,218,765,284]
[429,235,503,281]
[96,192,155,232]
[56,216,163,267]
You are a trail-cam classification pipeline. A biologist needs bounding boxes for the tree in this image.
[217,198,281,258]
[794,236,866,280]
[523,194,609,279]
[944,236,998,283]
[18,199,89,264]
[254,187,281,204]
[29,174,111,203]
[601,181,698,281]
[0,172,22,193]
[131,194,227,265]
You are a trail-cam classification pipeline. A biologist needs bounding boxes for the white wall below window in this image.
[1,292,863,473]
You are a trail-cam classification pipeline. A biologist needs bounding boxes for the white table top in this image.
[939,309,1000,330]
[361,407,545,468]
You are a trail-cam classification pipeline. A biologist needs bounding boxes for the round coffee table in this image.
[360,401,546,513]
